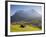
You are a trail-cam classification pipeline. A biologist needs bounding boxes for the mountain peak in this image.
[11,9,41,22]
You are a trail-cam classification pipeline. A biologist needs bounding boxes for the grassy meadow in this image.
[10,20,42,32]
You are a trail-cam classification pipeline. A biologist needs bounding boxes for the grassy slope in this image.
[10,24,41,32]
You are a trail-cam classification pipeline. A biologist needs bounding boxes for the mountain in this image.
[11,9,42,22]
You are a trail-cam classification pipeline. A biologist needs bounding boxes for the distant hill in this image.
[11,9,42,22]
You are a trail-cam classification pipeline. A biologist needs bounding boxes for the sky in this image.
[10,5,42,16]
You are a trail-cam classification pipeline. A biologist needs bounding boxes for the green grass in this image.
[10,24,41,32]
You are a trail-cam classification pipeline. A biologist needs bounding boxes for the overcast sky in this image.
[10,5,42,16]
